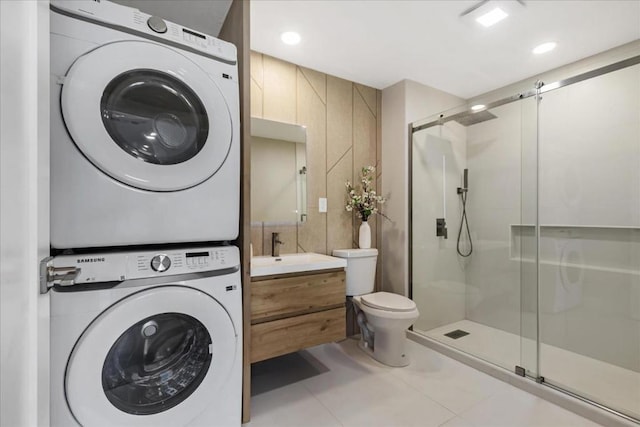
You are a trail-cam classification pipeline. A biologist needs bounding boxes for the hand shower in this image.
[456,169,473,257]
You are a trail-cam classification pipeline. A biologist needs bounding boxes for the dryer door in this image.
[65,286,238,426]
[61,41,233,192]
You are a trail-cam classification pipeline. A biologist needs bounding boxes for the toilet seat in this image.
[361,292,416,312]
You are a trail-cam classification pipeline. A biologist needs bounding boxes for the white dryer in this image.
[50,0,239,249]
[48,245,242,426]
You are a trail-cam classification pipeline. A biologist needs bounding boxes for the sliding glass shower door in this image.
[410,57,640,422]
[410,96,540,376]
[536,62,640,421]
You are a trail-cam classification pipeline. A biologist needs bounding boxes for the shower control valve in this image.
[436,218,448,239]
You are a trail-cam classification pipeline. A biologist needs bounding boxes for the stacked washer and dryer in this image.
[46,1,242,425]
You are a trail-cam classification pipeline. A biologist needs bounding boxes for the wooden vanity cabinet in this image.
[250,268,346,363]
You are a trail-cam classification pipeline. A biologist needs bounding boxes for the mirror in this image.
[250,117,307,223]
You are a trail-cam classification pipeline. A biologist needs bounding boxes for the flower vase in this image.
[359,220,371,249]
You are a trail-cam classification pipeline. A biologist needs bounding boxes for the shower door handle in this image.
[436,218,448,239]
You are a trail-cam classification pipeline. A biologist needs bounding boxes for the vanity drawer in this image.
[251,270,345,323]
[250,307,345,363]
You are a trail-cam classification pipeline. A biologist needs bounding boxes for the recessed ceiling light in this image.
[533,42,557,55]
[281,31,301,45]
[471,104,486,111]
[475,7,508,27]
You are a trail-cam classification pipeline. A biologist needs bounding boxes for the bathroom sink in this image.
[251,253,347,277]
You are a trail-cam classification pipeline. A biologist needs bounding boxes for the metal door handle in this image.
[40,257,81,293]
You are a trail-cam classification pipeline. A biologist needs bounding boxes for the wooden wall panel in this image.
[249,52,383,269]
[297,68,327,211]
[326,76,353,169]
[262,55,296,123]
[327,150,354,254]
[352,86,378,250]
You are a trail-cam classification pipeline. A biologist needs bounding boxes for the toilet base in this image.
[357,329,411,367]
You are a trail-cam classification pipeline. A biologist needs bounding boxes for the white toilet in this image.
[332,248,419,367]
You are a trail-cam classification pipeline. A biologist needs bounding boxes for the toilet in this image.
[332,248,419,367]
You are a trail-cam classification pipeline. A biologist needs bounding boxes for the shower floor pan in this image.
[420,319,640,421]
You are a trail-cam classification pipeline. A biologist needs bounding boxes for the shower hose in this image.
[457,190,473,257]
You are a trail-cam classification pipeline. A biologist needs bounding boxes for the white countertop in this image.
[251,253,346,277]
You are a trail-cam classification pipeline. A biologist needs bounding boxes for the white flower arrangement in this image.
[345,166,386,222]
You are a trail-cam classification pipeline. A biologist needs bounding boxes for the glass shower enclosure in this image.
[410,57,640,422]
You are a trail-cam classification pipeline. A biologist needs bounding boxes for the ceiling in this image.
[251,0,640,98]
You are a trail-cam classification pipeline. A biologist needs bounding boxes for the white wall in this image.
[381,79,463,297]
[0,1,50,425]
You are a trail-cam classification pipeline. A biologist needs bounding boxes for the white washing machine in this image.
[47,245,242,426]
[50,0,240,249]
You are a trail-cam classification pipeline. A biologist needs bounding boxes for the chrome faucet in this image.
[271,232,284,257]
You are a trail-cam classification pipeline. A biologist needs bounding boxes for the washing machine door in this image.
[65,286,238,426]
[61,41,233,192]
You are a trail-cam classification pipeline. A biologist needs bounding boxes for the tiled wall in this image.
[250,52,383,289]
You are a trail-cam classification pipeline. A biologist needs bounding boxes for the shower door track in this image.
[410,54,640,134]
[541,378,640,425]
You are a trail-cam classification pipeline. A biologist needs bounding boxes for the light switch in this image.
[319,197,327,213]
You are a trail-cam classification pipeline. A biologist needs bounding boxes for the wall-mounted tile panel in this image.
[297,68,327,207]
[355,83,377,117]
[300,66,326,105]
[327,76,353,170]
[262,55,296,123]
[327,150,354,254]
[297,210,327,254]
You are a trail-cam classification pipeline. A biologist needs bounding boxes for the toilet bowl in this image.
[332,249,419,367]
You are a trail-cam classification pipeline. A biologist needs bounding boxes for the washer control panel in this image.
[50,0,237,65]
[51,246,239,285]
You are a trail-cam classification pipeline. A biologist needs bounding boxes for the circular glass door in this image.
[61,41,234,192]
[65,286,237,426]
[101,70,209,166]
[102,313,212,415]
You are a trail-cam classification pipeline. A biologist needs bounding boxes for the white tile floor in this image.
[424,320,640,420]
[247,338,601,427]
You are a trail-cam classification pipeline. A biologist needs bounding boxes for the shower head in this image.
[453,110,497,127]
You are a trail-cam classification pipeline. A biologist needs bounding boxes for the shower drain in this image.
[444,329,470,339]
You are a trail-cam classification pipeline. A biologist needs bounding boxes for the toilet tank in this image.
[332,248,378,296]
